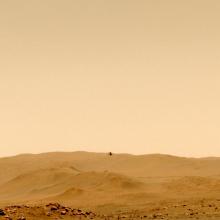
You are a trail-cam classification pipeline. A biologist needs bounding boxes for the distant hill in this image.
[1,151,220,185]
[1,151,220,209]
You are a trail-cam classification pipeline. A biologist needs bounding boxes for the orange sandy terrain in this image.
[1,152,220,219]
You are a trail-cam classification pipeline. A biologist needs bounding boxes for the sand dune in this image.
[1,152,220,218]
[0,167,79,200]
[0,165,144,203]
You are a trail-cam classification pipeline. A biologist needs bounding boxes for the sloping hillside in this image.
[1,152,220,186]
[0,167,144,202]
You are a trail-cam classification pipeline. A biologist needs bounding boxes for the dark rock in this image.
[15,206,22,209]
[0,209,6,216]
[152,214,157,218]
[50,206,58,211]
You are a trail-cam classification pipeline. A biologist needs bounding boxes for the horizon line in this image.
[1,150,220,160]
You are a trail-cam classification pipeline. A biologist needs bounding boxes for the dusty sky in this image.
[1,0,220,157]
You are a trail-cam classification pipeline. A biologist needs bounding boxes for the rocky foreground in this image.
[0,203,98,220]
[1,199,220,220]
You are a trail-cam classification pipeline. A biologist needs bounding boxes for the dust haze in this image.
[1,0,220,157]
[1,0,220,219]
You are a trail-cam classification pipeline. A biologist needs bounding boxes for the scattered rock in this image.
[85,211,90,215]
[14,206,22,209]
[151,213,164,219]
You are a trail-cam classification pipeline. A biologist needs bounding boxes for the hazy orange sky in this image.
[1,0,220,157]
